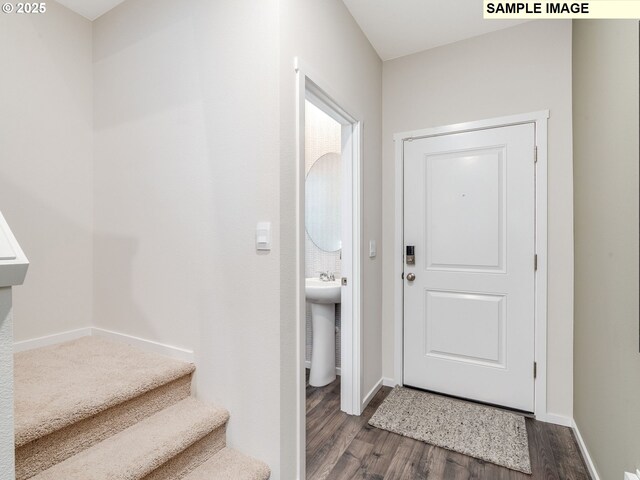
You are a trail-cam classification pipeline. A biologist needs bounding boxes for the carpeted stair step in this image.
[183,447,270,480]
[14,336,196,479]
[31,397,229,480]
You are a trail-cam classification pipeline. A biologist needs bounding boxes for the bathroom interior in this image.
[304,99,343,395]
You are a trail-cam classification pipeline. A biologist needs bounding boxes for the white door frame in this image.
[294,58,363,478]
[393,110,551,421]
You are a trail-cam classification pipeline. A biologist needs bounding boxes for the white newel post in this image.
[0,212,29,480]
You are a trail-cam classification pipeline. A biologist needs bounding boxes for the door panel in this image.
[427,147,505,272]
[425,290,506,367]
[403,123,535,412]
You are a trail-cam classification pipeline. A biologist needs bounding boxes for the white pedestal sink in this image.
[306,278,341,387]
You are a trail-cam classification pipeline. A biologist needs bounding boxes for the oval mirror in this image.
[305,152,341,252]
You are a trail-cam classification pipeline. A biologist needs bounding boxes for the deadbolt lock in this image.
[406,245,415,265]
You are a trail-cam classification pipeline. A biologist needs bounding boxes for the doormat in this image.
[369,386,531,474]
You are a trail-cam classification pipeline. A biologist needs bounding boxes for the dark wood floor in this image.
[306,375,591,480]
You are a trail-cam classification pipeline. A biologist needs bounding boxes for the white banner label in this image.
[484,1,640,18]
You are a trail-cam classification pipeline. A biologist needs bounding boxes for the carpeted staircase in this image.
[13,336,270,480]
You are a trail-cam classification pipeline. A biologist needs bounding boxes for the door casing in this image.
[393,111,551,421]
[294,57,363,479]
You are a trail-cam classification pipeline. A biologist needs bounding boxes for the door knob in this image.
[406,273,416,282]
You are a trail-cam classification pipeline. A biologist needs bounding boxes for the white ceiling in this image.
[341,0,530,61]
[55,0,126,20]
[57,0,528,59]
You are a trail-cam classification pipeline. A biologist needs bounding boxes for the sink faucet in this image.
[319,271,335,282]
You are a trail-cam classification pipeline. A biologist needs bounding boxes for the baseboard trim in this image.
[361,378,383,410]
[13,327,92,352]
[382,377,397,387]
[572,419,601,480]
[14,327,194,363]
[304,360,341,376]
[536,412,573,427]
[92,328,194,363]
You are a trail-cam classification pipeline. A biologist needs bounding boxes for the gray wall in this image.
[573,20,640,480]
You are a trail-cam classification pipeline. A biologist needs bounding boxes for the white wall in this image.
[0,3,93,342]
[92,0,281,475]
[279,1,383,476]
[573,20,640,480]
[382,20,575,419]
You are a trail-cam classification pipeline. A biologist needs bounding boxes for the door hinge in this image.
[533,362,537,379]
[534,254,538,271]
[534,146,538,163]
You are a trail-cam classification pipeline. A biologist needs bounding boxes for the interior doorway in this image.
[295,59,363,478]
[304,100,343,390]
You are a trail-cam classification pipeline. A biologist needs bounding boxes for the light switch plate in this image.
[369,240,376,258]
[256,222,271,251]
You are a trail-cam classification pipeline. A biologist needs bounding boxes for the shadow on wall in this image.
[93,232,153,336]
[0,178,93,341]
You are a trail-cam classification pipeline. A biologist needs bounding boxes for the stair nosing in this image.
[15,337,196,446]
[31,397,229,480]
[182,447,270,480]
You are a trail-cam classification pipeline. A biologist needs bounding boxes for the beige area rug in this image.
[369,386,532,474]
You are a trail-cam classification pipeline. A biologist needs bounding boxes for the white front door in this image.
[403,123,536,412]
